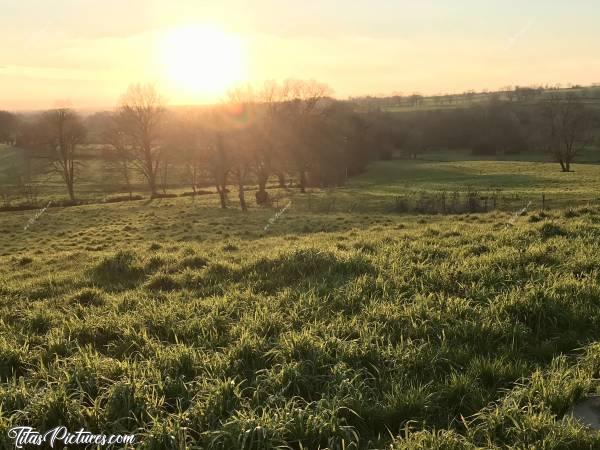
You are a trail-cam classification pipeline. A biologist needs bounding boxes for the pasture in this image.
[2,157,600,448]
[3,143,600,214]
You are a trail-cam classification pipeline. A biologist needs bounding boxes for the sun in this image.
[160,25,246,101]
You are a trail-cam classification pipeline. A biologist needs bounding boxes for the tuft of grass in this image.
[91,250,144,287]
[68,287,107,307]
[145,273,181,291]
[15,256,34,266]
[0,339,28,381]
[538,222,567,238]
[179,255,209,270]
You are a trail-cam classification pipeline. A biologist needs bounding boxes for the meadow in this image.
[4,141,600,215]
[294,158,600,215]
[2,158,600,448]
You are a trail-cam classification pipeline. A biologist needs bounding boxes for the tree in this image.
[0,111,18,145]
[207,130,230,209]
[227,127,253,211]
[408,93,424,107]
[253,81,292,202]
[164,113,208,195]
[541,93,594,172]
[36,108,86,202]
[102,114,135,198]
[117,83,165,197]
[470,98,526,156]
[343,111,372,175]
[279,79,333,193]
[320,102,372,177]
[197,109,232,209]
[226,86,260,209]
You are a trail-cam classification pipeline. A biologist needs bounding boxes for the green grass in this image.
[3,142,600,212]
[0,145,27,185]
[2,180,600,448]
[419,147,600,163]
[315,158,600,214]
[352,159,600,194]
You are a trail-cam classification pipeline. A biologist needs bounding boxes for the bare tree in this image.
[208,130,230,209]
[253,82,282,202]
[228,127,253,211]
[159,155,170,194]
[280,79,333,193]
[225,86,257,209]
[197,108,233,209]
[541,93,594,172]
[39,108,86,202]
[260,80,297,190]
[103,116,135,198]
[165,115,207,195]
[117,84,165,197]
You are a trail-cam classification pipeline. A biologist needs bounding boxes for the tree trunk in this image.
[148,172,158,197]
[66,181,75,202]
[161,162,168,194]
[255,172,269,205]
[559,159,566,172]
[238,183,247,212]
[299,170,307,193]
[277,172,286,188]
[191,166,197,194]
[63,163,76,202]
[257,173,268,195]
[216,185,227,209]
[122,161,133,200]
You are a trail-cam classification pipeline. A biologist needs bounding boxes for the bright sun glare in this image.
[161,25,246,100]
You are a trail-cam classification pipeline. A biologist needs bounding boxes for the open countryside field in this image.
[349,159,600,200]
[5,1,600,448]
[3,159,600,448]
[295,158,600,215]
[4,141,600,215]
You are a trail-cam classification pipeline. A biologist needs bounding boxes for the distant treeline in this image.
[349,83,600,110]
[0,81,598,210]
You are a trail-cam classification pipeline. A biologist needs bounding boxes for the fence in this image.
[289,189,600,216]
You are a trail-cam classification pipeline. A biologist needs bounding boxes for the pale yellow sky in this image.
[1,0,600,110]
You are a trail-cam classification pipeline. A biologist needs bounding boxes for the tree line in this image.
[363,92,597,170]
[2,80,378,209]
[0,83,598,210]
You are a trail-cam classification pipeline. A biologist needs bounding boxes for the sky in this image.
[1,0,600,110]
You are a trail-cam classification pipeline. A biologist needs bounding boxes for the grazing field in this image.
[4,143,600,215]
[349,159,600,200]
[2,160,600,448]
[296,158,600,215]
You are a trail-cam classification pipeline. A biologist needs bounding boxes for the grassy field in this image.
[294,158,600,215]
[4,141,600,216]
[351,159,600,198]
[2,155,600,448]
